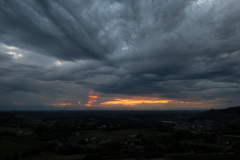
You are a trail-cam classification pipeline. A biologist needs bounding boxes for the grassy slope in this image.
[0,112,23,124]
[0,112,43,125]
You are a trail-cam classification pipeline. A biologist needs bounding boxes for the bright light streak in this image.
[100,98,173,106]
[100,97,202,106]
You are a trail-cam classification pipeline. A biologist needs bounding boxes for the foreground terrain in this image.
[1,107,240,160]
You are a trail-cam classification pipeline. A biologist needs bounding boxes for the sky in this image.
[0,0,240,110]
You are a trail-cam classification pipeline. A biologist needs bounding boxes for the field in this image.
[68,128,173,143]
[219,135,240,143]
[178,139,220,147]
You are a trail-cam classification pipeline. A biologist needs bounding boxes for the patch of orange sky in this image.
[100,97,173,106]
[100,97,202,106]
[82,89,202,106]
[42,89,202,107]
[84,89,100,106]
[58,103,71,106]
[43,103,71,106]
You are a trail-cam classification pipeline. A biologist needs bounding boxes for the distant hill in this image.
[189,106,240,125]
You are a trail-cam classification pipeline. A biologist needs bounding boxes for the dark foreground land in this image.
[1,107,240,160]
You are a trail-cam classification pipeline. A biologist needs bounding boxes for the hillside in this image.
[0,112,42,125]
[0,112,23,124]
[189,106,240,125]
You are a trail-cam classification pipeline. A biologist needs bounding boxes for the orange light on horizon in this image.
[43,103,71,106]
[99,97,203,106]
[78,101,81,104]
[59,103,71,106]
[89,96,99,99]
[100,98,173,106]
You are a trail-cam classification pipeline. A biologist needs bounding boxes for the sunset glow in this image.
[100,97,173,106]
[84,89,100,106]
[99,97,203,106]
[43,103,71,106]
[59,103,71,106]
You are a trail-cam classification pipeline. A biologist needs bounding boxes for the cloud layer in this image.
[0,0,240,110]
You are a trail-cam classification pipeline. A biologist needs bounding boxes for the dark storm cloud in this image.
[0,0,240,109]
[0,0,108,60]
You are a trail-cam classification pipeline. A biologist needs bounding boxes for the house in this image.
[15,131,34,136]
[90,136,97,140]
[95,137,111,144]
[121,133,137,138]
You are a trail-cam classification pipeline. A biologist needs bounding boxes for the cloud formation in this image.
[0,0,240,109]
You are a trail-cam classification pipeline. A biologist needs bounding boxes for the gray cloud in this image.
[0,52,11,62]
[0,0,240,109]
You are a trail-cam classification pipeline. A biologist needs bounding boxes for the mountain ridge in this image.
[189,106,240,125]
